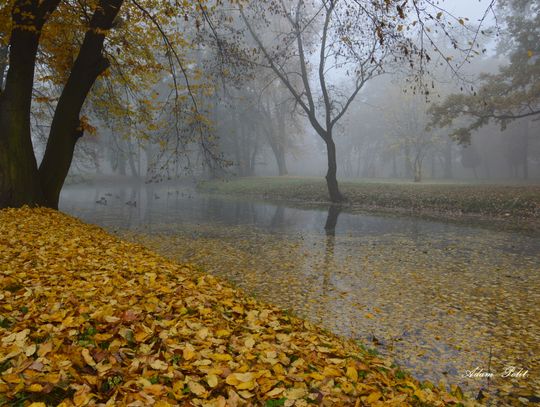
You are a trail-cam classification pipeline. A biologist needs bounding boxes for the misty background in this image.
[29,0,538,184]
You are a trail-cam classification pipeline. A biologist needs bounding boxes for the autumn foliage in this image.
[0,208,472,406]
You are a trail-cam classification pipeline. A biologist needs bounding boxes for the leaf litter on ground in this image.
[0,207,475,406]
[122,221,540,407]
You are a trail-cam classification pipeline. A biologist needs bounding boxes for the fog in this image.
[2,1,538,404]
[44,0,536,187]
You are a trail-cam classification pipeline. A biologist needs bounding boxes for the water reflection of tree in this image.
[271,206,285,229]
[323,205,342,290]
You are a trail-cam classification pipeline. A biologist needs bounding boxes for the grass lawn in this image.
[199,177,540,230]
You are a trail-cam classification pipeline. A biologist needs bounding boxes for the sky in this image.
[444,0,498,24]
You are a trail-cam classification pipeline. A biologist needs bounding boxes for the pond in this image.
[60,182,540,405]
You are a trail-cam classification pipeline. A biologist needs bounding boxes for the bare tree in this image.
[240,0,396,201]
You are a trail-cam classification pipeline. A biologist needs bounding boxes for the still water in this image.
[60,182,540,405]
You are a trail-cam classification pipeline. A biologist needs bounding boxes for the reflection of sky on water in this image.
[60,183,540,403]
[60,183,539,256]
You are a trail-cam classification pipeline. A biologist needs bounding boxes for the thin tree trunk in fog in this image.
[523,123,529,180]
[275,108,289,176]
[413,156,422,182]
[391,151,397,178]
[444,139,453,179]
[127,143,138,177]
[404,146,413,179]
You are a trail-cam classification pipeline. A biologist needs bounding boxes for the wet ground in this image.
[60,183,540,405]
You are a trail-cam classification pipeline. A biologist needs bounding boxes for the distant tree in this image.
[240,0,493,201]
[383,85,441,182]
[429,0,539,143]
[461,143,482,178]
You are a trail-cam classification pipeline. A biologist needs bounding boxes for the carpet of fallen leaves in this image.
[125,222,540,406]
[0,208,473,406]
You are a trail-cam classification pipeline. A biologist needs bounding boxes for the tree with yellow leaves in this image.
[0,0,209,208]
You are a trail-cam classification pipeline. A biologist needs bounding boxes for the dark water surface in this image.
[60,183,540,405]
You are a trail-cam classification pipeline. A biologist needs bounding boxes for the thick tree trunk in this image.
[39,0,124,208]
[276,149,288,176]
[0,1,56,207]
[269,142,288,176]
[324,136,344,203]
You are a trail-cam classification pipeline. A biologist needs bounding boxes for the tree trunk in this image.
[38,0,124,208]
[391,151,397,178]
[414,158,422,182]
[444,139,453,179]
[276,149,288,176]
[404,145,413,178]
[0,44,8,91]
[275,106,289,176]
[0,1,55,208]
[268,141,288,176]
[324,136,344,202]
[523,124,529,180]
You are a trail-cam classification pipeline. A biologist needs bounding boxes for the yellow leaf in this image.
[283,387,307,400]
[212,353,233,362]
[216,329,231,337]
[226,372,255,387]
[346,366,358,382]
[188,380,207,396]
[266,387,285,397]
[183,344,196,361]
[150,359,168,370]
[366,392,382,403]
[81,348,96,367]
[37,341,53,357]
[322,366,341,377]
[206,374,219,388]
[244,337,255,349]
[25,343,37,357]
[27,383,43,392]
[144,384,165,396]
[238,390,254,398]
[309,372,325,381]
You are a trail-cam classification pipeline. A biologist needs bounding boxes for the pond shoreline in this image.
[0,207,471,406]
[57,183,540,405]
[198,177,540,234]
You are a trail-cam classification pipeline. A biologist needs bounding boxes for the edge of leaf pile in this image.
[0,207,477,406]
